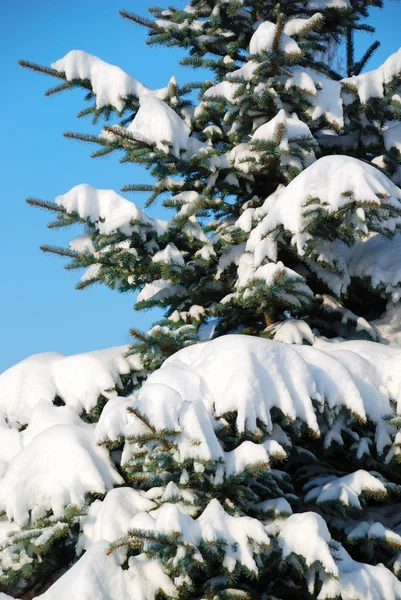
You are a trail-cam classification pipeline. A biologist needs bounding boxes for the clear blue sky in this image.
[1,1,401,373]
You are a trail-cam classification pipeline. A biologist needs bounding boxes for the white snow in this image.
[130,499,270,574]
[276,512,401,599]
[252,109,315,151]
[346,234,401,302]
[278,512,339,575]
[284,14,323,37]
[51,50,169,111]
[94,396,133,444]
[128,333,401,464]
[383,122,401,152]
[313,337,401,415]
[204,81,240,103]
[137,280,186,303]
[224,441,271,477]
[151,335,320,435]
[55,184,167,237]
[78,487,156,562]
[318,545,401,600]
[307,0,350,8]
[127,96,191,157]
[2,332,401,596]
[372,302,401,346]
[250,21,302,56]
[257,155,401,256]
[0,418,21,478]
[0,346,140,424]
[285,67,344,128]
[0,425,122,524]
[268,318,315,345]
[37,541,177,600]
[69,231,95,255]
[342,48,401,104]
[304,470,387,508]
[234,257,314,311]
[151,243,185,265]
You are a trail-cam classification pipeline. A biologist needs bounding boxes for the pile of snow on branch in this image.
[1,335,401,598]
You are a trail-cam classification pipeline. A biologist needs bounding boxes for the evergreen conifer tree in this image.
[1,1,401,598]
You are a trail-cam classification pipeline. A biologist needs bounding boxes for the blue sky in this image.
[1,1,401,373]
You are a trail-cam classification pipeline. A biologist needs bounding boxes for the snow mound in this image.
[347,233,401,302]
[78,488,156,562]
[268,318,315,345]
[0,425,122,524]
[126,334,401,455]
[256,155,401,255]
[304,470,387,508]
[51,50,169,111]
[277,512,338,576]
[137,279,187,303]
[250,21,301,56]
[285,67,343,128]
[319,545,401,600]
[127,96,191,157]
[383,122,401,153]
[372,302,401,346]
[55,184,167,237]
[307,0,350,8]
[0,345,140,424]
[252,109,315,151]
[276,513,401,599]
[342,48,401,104]
[37,540,177,600]
[284,14,323,37]
[129,498,269,574]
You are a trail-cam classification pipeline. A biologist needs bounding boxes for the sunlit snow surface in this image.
[1,336,401,598]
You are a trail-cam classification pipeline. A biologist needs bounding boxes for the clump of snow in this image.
[137,280,187,303]
[0,418,21,478]
[276,513,401,598]
[127,96,191,157]
[151,243,185,265]
[277,512,338,575]
[256,155,401,256]
[94,396,133,444]
[130,499,270,574]
[38,541,177,600]
[267,318,315,345]
[284,13,323,37]
[55,184,167,237]
[342,48,401,104]
[204,80,240,103]
[304,470,387,508]
[313,337,401,416]
[0,425,122,524]
[319,545,401,600]
[383,122,401,152]
[0,345,140,424]
[51,50,169,111]
[69,231,95,255]
[307,0,350,8]
[250,21,302,56]
[252,109,315,151]
[126,333,401,465]
[285,67,343,128]
[233,256,314,310]
[347,233,401,302]
[371,302,401,346]
[78,488,156,562]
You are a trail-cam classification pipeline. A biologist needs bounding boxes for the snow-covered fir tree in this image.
[1,0,401,598]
